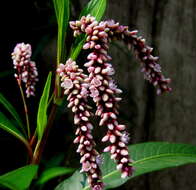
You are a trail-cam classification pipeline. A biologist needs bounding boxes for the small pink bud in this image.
[74,115,80,124]
[111,153,117,159]
[121,157,128,163]
[92,173,98,178]
[74,98,79,105]
[103,146,110,152]
[119,142,126,147]
[106,102,113,108]
[108,124,114,130]
[116,163,123,170]
[67,101,74,108]
[84,140,90,145]
[94,67,101,74]
[81,126,87,131]
[121,172,128,178]
[102,94,109,102]
[84,60,94,67]
[102,135,109,142]
[110,145,116,154]
[87,53,97,60]
[95,44,101,49]
[83,43,90,49]
[73,136,80,144]
[110,134,116,143]
[121,149,128,156]
[117,125,126,130]
[110,113,117,119]
[91,36,99,41]
[82,161,91,172]
[91,77,102,87]
[81,116,88,121]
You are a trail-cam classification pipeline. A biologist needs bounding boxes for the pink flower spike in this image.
[11,43,38,98]
[57,58,103,190]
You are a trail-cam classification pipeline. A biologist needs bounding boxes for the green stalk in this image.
[17,79,31,139]
[32,104,57,164]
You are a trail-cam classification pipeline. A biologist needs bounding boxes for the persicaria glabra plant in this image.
[3,1,186,190]
[57,15,171,190]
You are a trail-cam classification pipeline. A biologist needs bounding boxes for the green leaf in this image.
[0,112,27,144]
[37,167,75,185]
[37,72,52,140]
[0,92,25,136]
[80,0,107,20]
[0,165,38,190]
[0,112,32,158]
[56,142,196,190]
[70,0,107,60]
[101,142,196,190]
[55,171,87,190]
[53,0,70,100]
[53,0,70,63]
[70,35,86,61]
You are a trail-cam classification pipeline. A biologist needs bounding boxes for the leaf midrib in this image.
[82,152,196,190]
[132,153,196,164]
[94,0,105,19]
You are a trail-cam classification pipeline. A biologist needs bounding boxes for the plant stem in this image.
[21,139,33,162]
[17,79,31,139]
[30,132,37,148]
[32,104,57,164]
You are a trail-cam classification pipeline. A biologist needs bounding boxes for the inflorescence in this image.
[12,43,38,98]
[57,59,103,190]
[57,15,171,190]
[9,13,171,190]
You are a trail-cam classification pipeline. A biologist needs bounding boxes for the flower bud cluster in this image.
[70,15,134,178]
[70,16,171,95]
[57,59,103,190]
[68,15,171,189]
[11,43,38,97]
[105,20,171,95]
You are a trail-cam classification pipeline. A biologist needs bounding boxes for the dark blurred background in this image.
[1,0,196,190]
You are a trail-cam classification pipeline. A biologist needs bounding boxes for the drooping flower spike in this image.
[70,15,171,95]
[105,20,172,95]
[67,15,171,189]
[12,43,38,97]
[57,59,104,190]
[70,15,134,178]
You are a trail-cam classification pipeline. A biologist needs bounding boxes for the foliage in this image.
[0,165,38,190]
[0,0,194,190]
[55,142,196,190]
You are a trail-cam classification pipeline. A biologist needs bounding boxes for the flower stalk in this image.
[12,43,38,139]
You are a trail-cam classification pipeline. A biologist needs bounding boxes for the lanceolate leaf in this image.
[80,0,107,20]
[53,0,70,63]
[89,0,107,21]
[101,142,196,190]
[70,35,86,61]
[37,72,52,140]
[0,112,27,145]
[53,0,70,100]
[0,165,38,190]
[55,142,196,190]
[70,0,107,60]
[37,167,75,185]
[0,92,25,136]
